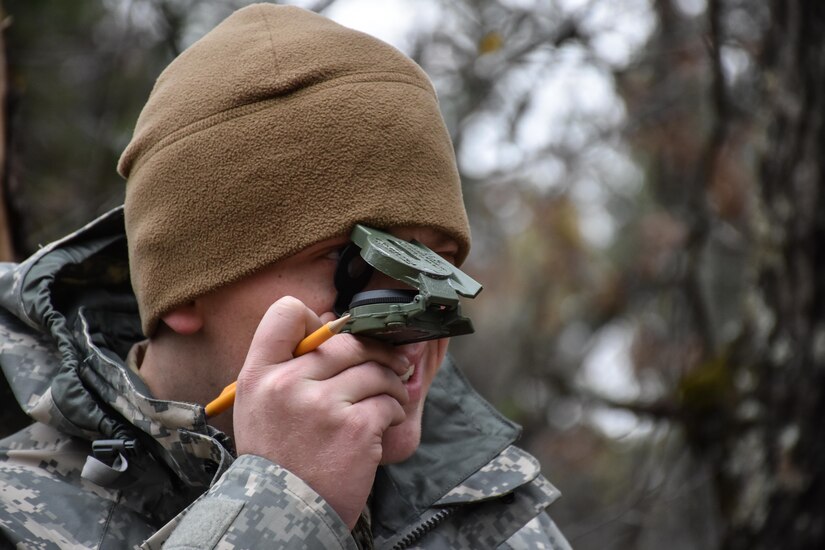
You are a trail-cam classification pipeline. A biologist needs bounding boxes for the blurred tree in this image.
[0,4,13,261]
[3,0,190,255]
[0,1,31,438]
[713,1,825,547]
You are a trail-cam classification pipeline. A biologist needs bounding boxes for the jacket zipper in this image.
[390,507,455,549]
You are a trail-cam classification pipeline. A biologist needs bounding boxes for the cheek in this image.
[289,267,339,315]
[436,338,449,362]
[257,272,338,317]
[288,284,337,317]
[437,338,449,359]
[424,339,449,380]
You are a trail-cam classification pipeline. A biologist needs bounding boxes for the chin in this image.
[379,408,424,464]
[379,338,447,465]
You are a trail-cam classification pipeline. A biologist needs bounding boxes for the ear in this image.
[160,301,204,335]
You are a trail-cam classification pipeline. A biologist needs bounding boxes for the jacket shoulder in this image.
[153,454,356,550]
[0,423,156,548]
[500,511,572,550]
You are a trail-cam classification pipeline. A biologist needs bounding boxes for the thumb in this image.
[244,296,323,369]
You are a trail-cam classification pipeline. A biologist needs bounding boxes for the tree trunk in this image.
[722,1,825,547]
[0,7,14,262]
[0,4,31,439]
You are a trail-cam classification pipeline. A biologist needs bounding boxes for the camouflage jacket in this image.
[0,208,571,549]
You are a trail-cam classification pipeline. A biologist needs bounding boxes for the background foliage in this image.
[2,1,823,548]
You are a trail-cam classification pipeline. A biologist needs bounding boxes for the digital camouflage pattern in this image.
[0,208,571,549]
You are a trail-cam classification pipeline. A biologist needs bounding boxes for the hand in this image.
[232,296,411,528]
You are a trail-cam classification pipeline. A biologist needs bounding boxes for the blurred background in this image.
[1,1,823,548]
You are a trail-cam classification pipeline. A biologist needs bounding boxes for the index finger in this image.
[244,296,324,369]
[294,333,411,381]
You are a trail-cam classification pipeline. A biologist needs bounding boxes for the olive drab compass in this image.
[334,225,483,345]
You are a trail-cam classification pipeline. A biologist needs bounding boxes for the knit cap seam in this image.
[259,4,283,82]
[127,72,434,177]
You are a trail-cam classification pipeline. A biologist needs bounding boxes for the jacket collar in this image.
[372,357,525,532]
[0,207,228,489]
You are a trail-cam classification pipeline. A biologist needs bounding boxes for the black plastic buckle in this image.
[92,439,138,466]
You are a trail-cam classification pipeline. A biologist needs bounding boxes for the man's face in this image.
[197,226,459,464]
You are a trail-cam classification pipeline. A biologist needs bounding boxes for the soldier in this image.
[0,4,571,548]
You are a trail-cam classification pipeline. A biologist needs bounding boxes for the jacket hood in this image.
[0,207,229,491]
[0,208,539,522]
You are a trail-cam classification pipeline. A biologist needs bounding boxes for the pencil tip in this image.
[329,314,351,333]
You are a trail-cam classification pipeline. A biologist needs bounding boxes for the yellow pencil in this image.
[204,314,350,418]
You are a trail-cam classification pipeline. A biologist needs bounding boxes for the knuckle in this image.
[358,394,398,423]
[254,370,298,396]
[347,409,376,432]
[268,295,304,320]
[302,385,331,412]
[277,295,303,309]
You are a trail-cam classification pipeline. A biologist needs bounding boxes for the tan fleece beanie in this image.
[119,4,470,336]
